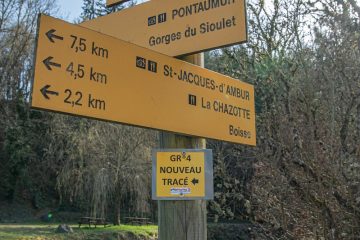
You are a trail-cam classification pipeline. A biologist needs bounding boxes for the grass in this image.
[0,223,158,240]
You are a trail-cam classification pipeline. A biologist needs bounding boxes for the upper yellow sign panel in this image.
[82,0,247,56]
[32,15,256,146]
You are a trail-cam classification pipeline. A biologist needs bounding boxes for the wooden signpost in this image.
[81,0,247,56]
[157,54,208,240]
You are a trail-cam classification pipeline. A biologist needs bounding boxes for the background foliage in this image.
[0,0,360,239]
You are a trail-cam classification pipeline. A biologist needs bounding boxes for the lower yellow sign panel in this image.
[31,15,256,145]
[152,149,213,200]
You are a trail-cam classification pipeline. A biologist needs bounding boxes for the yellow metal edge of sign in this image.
[106,0,130,8]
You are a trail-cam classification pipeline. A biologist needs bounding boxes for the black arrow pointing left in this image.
[191,178,199,185]
[46,29,63,43]
[40,85,59,100]
[43,56,61,71]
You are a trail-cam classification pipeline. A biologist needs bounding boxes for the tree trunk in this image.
[114,202,121,225]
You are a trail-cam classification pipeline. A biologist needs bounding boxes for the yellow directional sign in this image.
[106,0,128,7]
[152,149,213,200]
[32,15,256,146]
[81,0,247,56]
